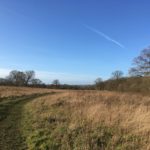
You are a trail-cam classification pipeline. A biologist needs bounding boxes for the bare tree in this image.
[95,77,104,90]
[2,70,44,87]
[128,68,141,77]
[7,70,26,86]
[112,70,123,80]
[95,77,102,84]
[129,47,150,76]
[31,79,42,85]
[52,79,60,86]
[25,71,35,85]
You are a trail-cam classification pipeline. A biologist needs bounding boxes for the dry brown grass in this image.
[24,90,150,149]
[0,86,60,98]
[1,86,149,149]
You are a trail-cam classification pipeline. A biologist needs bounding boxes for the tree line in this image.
[95,46,150,94]
[0,70,92,89]
[0,70,43,87]
[0,46,150,92]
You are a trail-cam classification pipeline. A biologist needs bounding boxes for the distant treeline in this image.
[0,46,150,93]
[95,46,150,94]
[1,70,150,93]
[0,70,93,90]
[95,76,150,94]
[0,70,150,93]
[0,70,43,87]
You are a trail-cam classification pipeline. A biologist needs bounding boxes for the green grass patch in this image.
[0,94,49,121]
[0,93,51,150]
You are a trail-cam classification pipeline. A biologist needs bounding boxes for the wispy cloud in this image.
[84,24,125,49]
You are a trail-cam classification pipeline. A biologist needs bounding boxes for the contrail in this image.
[84,24,125,49]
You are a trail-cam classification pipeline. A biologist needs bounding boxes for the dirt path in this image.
[0,94,49,150]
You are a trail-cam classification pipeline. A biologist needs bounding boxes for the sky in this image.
[0,0,150,84]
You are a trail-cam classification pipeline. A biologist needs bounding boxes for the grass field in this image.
[0,86,150,150]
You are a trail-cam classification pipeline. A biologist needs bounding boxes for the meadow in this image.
[0,86,150,150]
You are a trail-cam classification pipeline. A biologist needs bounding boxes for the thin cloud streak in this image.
[84,24,125,49]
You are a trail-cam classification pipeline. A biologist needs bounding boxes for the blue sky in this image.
[0,0,150,84]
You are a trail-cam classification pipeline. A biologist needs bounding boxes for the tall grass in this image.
[22,90,150,150]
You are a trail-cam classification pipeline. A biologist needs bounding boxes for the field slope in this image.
[0,87,150,150]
